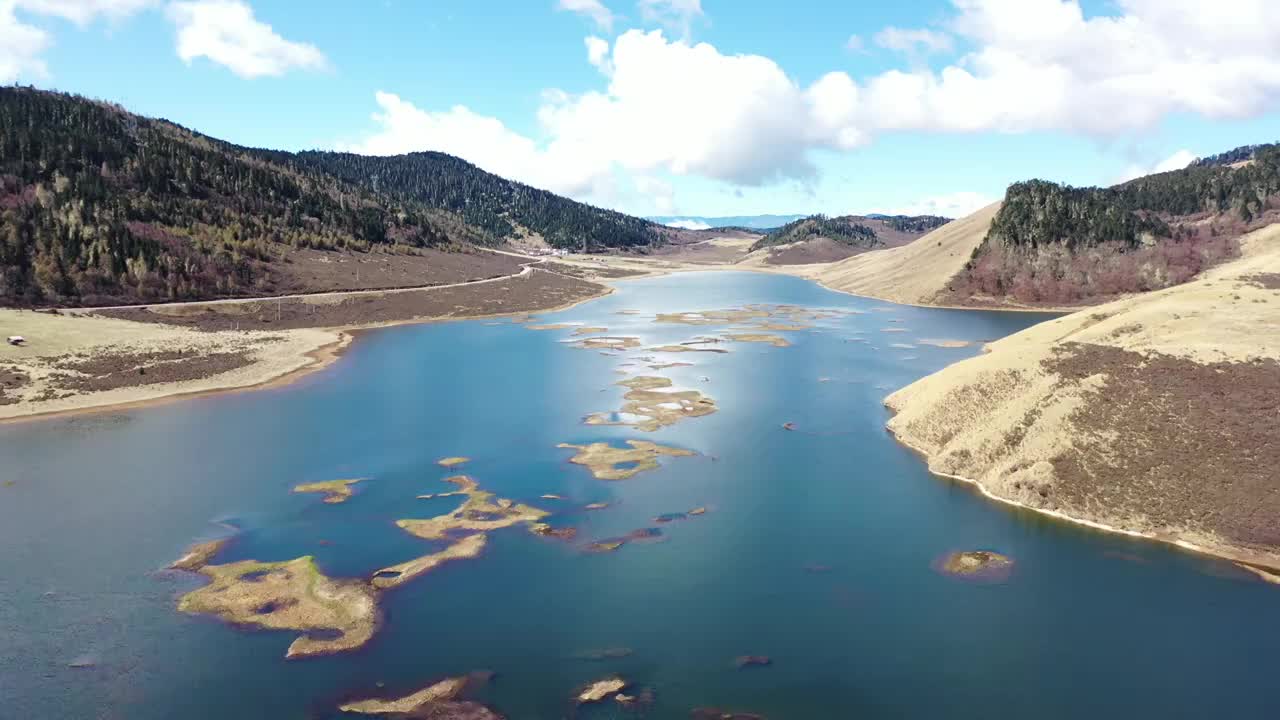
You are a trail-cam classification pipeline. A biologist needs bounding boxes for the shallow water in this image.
[2,271,1278,719]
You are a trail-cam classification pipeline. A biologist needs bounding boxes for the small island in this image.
[340,677,468,715]
[370,533,487,590]
[647,344,730,354]
[292,478,364,504]
[936,550,1015,582]
[437,456,471,468]
[531,523,578,540]
[584,539,626,553]
[557,439,695,480]
[339,674,502,718]
[725,333,791,347]
[177,554,378,659]
[584,375,718,431]
[655,309,771,325]
[168,538,229,572]
[576,676,628,703]
[576,336,642,351]
[396,475,549,541]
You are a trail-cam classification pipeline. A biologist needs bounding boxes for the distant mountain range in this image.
[648,214,807,230]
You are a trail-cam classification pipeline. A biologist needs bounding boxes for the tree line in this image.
[0,87,667,306]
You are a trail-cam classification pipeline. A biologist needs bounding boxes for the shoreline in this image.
[885,423,1280,576]
[601,260,1081,314]
[0,332,352,426]
[0,281,613,426]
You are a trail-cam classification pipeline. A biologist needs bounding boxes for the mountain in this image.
[794,142,1279,308]
[799,204,1000,303]
[272,151,661,251]
[750,215,883,252]
[0,87,665,306]
[751,214,951,251]
[649,214,807,230]
[944,143,1280,304]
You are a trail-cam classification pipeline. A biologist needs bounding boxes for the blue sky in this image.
[5,0,1280,220]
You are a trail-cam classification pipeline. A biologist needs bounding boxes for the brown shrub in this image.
[1044,343,1280,550]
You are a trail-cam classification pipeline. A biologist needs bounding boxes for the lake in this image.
[2,271,1278,719]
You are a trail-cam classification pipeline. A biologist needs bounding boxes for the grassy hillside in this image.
[886,222,1280,566]
[797,203,1000,305]
[949,144,1280,304]
[0,88,665,306]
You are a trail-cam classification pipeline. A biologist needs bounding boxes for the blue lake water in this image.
[2,271,1278,719]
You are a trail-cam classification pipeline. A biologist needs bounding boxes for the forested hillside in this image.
[0,88,665,306]
[1189,143,1274,168]
[950,144,1280,304]
[751,215,881,252]
[750,213,951,253]
[883,215,951,234]
[274,151,663,251]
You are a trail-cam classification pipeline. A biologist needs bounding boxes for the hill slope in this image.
[787,144,1279,308]
[750,214,949,252]
[885,222,1280,570]
[274,151,662,251]
[750,215,881,252]
[791,204,1000,304]
[0,88,663,307]
[945,144,1280,305]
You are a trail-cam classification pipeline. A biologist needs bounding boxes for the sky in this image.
[3,0,1280,221]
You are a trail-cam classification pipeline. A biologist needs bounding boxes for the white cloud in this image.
[343,31,872,197]
[1115,148,1196,183]
[15,0,154,26]
[557,0,613,32]
[584,35,610,71]
[844,34,866,53]
[663,219,711,230]
[873,26,953,56]
[167,0,326,78]
[889,191,993,218]
[1,0,157,82]
[0,1,50,83]
[337,91,617,200]
[344,0,1280,209]
[638,0,703,38]
[849,0,1280,136]
[633,174,675,214]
